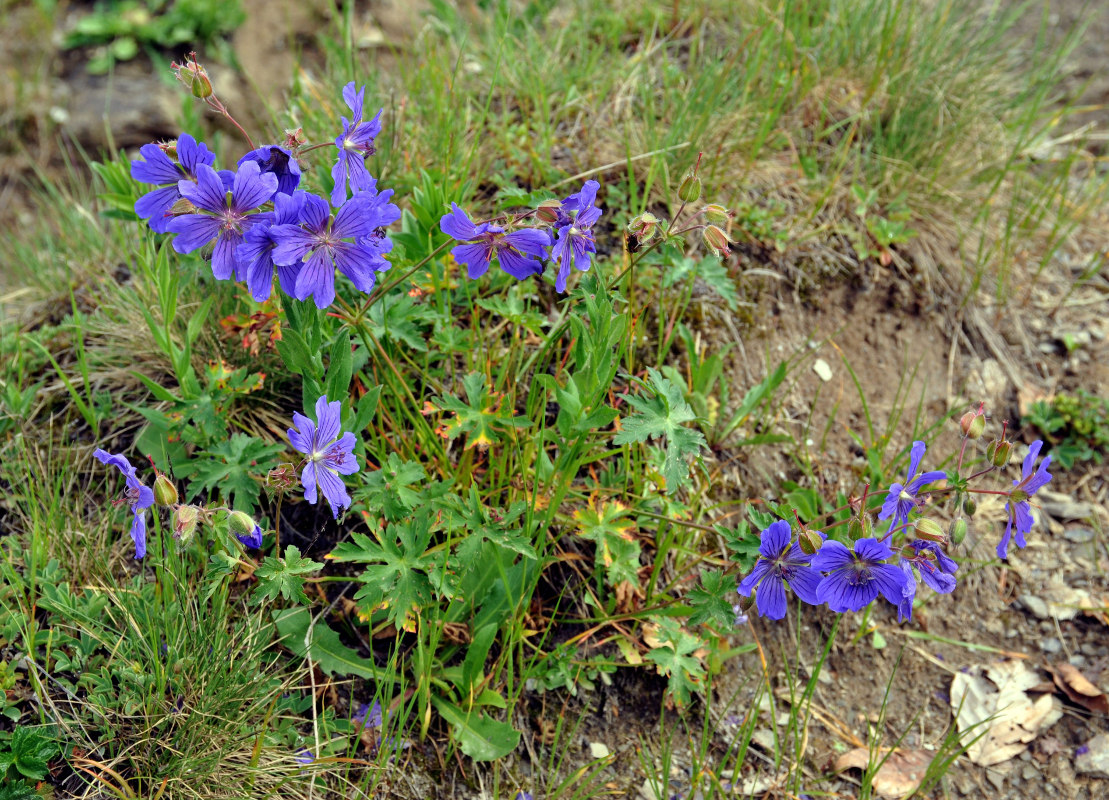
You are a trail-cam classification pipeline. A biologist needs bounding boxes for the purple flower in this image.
[736,520,823,620]
[236,524,264,550]
[287,395,359,517]
[896,540,958,623]
[295,748,314,766]
[549,180,602,292]
[331,82,383,206]
[439,203,549,280]
[811,538,908,613]
[997,440,1053,559]
[94,449,155,559]
[131,134,217,233]
[515,793,534,800]
[270,191,396,308]
[238,145,301,195]
[878,441,946,533]
[237,191,308,302]
[354,700,383,729]
[166,162,278,281]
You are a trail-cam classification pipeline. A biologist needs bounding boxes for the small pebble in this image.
[1041,637,1063,655]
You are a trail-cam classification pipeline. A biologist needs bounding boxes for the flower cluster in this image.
[737,437,1053,622]
[131,82,399,309]
[439,179,603,293]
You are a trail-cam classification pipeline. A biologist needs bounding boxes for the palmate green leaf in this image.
[253,546,323,605]
[715,520,762,572]
[441,488,537,570]
[614,368,706,492]
[359,453,427,521]
[435,372,530,450]
[662,255,739,311]
[431,697,521,761]
[178,433,285,510]
[329,518,443,631]
[686,569,739,630]
[644,619,706,707]
[367,293,434,352]
[574,500,641,587]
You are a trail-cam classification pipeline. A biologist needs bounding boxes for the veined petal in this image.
[870,564,909,605]
[300,461,318,505]
[288,411,315,455]
[314,396,342,448]
[232,161,278,212]
[809,539,853,571]
[1021,440,1044,480]
[134,185,180,232]
[853,537,894,562]
[212,231,244,281]
[502,228,550,258]
[296,250,336,309]
[755,575,788,620]
[737,559,771,597]
[316,467,351,518]
[130,510,147,559]
[759,520,792,559]
[497,247,543,280]
[905,440,926,483]
[787,565,823,605]
[176,133,216,176]
[131,143,182,185]
[440,203,481,241]
[179,164,227,214]
[452,243,493,280]
[167,214,221,254]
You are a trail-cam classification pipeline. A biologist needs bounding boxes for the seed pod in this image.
[228,510,257,536]
[677,170,702,203]
[987,439,1013,467]
[153,474,179,507]
[702,204,730,225]
[963,497,977,516]
[798,528,823,555]
[950,518,968,546]
[913,518,946,542]
[534,199,562,225]
[627,212,661,242]
[173,505,199,543]
[702,224,732,256]
[960,410,985,439]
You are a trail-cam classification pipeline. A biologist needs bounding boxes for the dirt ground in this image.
[2,1,1108,798]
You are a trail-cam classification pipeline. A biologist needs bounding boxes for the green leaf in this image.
[435,372,529,450]
[5,726,58,780]
[441,489,538,568]
[461,624,499,697]
[358,453,426,521]
[574,500,641,587]
[644,619,706,706]
[253,545,323,605]
[325,331,354,402]
[273,607,390,681]
[715,520,762,572]
[178,433,284,511]
[686,569,738,630]
[276,327,317,377]
[430,697,521,761]
[613,368,706,492]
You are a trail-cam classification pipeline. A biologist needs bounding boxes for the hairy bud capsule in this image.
[986,439,1013,467]
[627,212,661,242]
[702,224,733,257]
[847,513,873,541]
[677,170,702,203]
[170,54,213,99]
[173,505,199,543]
[960,410,985,439]
[228,510,256,536]
[153,474,178,507]
[702,204,731,226]
[798,528,823,555]
[962,498,976,516]
[913,518,946,542]
[534,199,562,225]
[950,518,968,546]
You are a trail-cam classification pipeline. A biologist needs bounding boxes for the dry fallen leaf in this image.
[950,661,1063,767]
[1049,662,1109,715]
[833,747,931,798]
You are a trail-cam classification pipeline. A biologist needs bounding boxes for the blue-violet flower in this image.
[238,144,302,195]
[287,395,359,517]
[896,539,958,623]
[331,82,383,206]
[811,538,908,613]
[237,190,308,302]
[131,133,216,233]
[997,440,1053,559]
[549,180,602,293]
[878,440,947,533]
[439,203,549,280]
[94,449,155,559]
[736,520,823,620]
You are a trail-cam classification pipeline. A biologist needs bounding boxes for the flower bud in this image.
[266,463,298,493]
[627,212,661,242]
[950,518,968,546]
[913,518,946,542]
[173,505,199,543]
[798,528,823,555]
[899,543,917,560]
[986,439,1013,467]
[847,513,873,541]
[702,204,731,225]
[962,498,976,516]
[960,410,985,439]
[236,524,264,550]
[228,510,257,536]
[535,199,562,225]
[677,170,702,203]
[702,224,733,257]
[153,474,178,507]
[171,55,213,99]
[283,127,307,148]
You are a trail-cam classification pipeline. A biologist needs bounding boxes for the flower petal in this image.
[754,574,787,620]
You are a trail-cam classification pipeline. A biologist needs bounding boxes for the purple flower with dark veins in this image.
[166,162,277,281]
[896,539,958,623]
[878,440,947,533]
[94,449,155,559]
[736,520,823,620]
[439,203,549,280]
[236,524,264,550]
[270,191,396,308]
[237,190,308,302]
[287,395,359,517]
[997,440,1053,559]
[812,538,908,613]
[549,180,602,292]
[131,133,216,233]
[331,82,383,206]
[238,144,302,195]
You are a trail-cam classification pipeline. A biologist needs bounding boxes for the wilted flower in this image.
[736,520,823,620]
[896,540,958,622]
[94,449,154,559]
[811,538,908,613]
[287,395,359,517]
[331,82,383,206]
[439,203,549,280]
[354,700,383,729]
[131,133,216,233]
[997,440,1053,559]
[238,144,302,195]
[166,162,277,281]
[878,441,946,533]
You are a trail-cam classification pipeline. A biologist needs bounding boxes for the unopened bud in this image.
[899,543,917,560]
[798,528,823,555]
[703,204,730,225]
[677,170,702,203]
[735,593,756,613]
[960,410,985,439]
[986,439,1013,467]
[236,524,264,550]
[950,518,968,546]
[171,55,213,99]
[170,197,196,215]
[847,513,873,541]
[173,505,199,542]
[913,518,946,542]
[228,510,256,536]
[535,199,562,225]
[153,474,178,507]
[702,224,733,257]
[283,127,307,148]
[962,498,976,516]
[627,212,661,242]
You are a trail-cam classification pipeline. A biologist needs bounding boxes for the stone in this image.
[1075,733,1109,778]
[1040,638,1063,655]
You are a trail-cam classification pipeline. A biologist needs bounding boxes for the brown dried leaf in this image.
[833,747,931,798]
[1049,662,1109,715]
